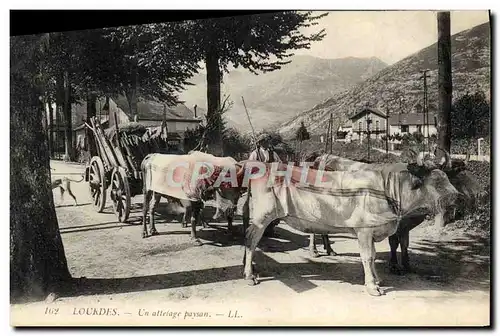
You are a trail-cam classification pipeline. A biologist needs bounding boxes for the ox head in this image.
[194,162,247,219]
[399,148,460,222]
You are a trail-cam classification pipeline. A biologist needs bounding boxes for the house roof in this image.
[113,95,201,122]
[389,113,437,126]
[349,107,388,120]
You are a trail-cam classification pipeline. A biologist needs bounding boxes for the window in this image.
[358,121,362,133]
[401,125,409,133]
[375,120,380,131]
[417,125,422,133]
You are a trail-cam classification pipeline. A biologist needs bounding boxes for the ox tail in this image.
[141,154,155,195]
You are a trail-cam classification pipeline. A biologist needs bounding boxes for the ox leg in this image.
[142,190,153,238]
[190,201,203,246]
[309,234,320,258]
[322,234,337,256]
[149,192,161,236]
[243,223,268,286]
[241,194,251,266]
[371,243,382,286]
[400,230,411,272]
[357,230,383,296]
[182,204,192,228]
[434,211,445,228]
[388,234,403,275]
[227,212,234,237]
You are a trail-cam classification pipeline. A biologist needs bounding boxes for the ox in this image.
[311,150,482,274]
[140,151,241,244]
[225,156,459,296]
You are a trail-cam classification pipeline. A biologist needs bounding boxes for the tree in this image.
[42,25,200,159]
[106,23,201,114]
[181,11,328,153]
[451,91,490,140]
[11,35,71,302]
[295,121,311,142]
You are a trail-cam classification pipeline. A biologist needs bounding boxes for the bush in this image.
[223,128,252,161]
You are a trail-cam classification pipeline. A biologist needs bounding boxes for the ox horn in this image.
[416,151,425,166]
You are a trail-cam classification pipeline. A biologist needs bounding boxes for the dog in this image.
[51,168,84,206]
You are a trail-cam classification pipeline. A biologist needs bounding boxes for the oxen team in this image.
[139,146,482,297]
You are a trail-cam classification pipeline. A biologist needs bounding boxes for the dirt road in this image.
[10,160,491,326]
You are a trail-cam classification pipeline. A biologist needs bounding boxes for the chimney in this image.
[194,105,198,118]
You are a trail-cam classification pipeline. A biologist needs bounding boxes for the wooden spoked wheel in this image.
[110,167,131,223]
[88,156,107,213]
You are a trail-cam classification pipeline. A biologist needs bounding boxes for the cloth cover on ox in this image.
[243,162,454,232]
[142,151,237,201]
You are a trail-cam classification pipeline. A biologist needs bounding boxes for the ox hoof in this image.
[366,285,384,296]
[142,232,148,239]
[245,276,259,286]
[310,250,320,258]
[191,238,203,246]
[326,248,337,256]
[150,229,159,236]
[181,223,188,228]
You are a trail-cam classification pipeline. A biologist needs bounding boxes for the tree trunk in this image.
[10,72,72,303]
[47,97,54,158]
[437,11,452,154]
[125,86,138,119]
[63,71,73,161]
[86,92,98,156]
[205,48,223,156]
[56,74,64,158]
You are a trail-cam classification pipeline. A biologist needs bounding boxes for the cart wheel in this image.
[110,167,131,223]
[88,156,107,213]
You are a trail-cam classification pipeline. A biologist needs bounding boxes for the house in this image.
[72,96,202,151]
[112,95,202,134]
[341,107,388,141]
[388,112,437,137]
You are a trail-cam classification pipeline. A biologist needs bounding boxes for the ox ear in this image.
[434,148,452,171]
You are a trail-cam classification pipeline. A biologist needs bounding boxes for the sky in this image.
[295,10,490,65]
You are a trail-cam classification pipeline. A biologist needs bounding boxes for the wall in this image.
[388,124,437,136]
[167,120,201,133]
[350,112,387,141]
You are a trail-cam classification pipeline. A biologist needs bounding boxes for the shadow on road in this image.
[51,230,490,302]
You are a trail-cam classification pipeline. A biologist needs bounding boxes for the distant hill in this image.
[178,55,387,132]
[278,22,491,138]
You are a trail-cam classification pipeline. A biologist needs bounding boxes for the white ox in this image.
[312,150,481,274]
[140,151,241,244]
[222,157,459,296]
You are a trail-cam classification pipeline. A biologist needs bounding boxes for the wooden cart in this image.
[84,116,182,223]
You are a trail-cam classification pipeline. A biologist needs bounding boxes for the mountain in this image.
[278,22,491,138]
[178,55,387,132]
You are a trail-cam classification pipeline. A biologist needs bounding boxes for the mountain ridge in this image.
[178,55,388,132]
[278,22,491,137]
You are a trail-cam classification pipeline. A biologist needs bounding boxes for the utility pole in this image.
[385,108,390,154]
[437,11,452,154]
[420,69,431,151]
[366,115,372,161]
[324,113,334,154]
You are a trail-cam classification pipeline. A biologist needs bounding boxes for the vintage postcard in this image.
[10,9,491,327]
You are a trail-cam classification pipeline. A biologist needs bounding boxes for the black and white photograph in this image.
[9,9,492,327]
